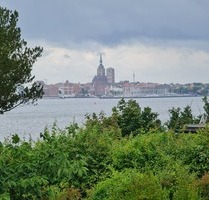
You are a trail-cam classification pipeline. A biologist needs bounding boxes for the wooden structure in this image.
[185,124,206,133]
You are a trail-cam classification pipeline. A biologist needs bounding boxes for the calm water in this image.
[0,97,204,141]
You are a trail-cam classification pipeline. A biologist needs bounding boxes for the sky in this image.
[1,0,209,84]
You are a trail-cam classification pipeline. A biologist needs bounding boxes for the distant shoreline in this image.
[99,94,201,99]
[42,95,202,100]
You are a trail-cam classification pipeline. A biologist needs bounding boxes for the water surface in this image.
[0,97,204,141]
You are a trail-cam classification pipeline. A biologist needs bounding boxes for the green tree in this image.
[165,106,195,132]
[0,7,43,114]
[112,98,141,136]
[112,98,161,136]
[202,96,209,122]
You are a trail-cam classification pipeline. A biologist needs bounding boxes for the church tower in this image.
[97,53,105,76]
[92,53,108,96]
[106,67,115,84]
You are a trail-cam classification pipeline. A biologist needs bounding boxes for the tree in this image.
[165,106,196,132]
[202,96,209,122]
[112,98,161,136]
[0,7,43,114]
[112,98,142,136]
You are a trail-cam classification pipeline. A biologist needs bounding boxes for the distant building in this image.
[92,54,109,96]
[106,67,115,84]
[97,54,105,76]
[58,80,81,98]
[43,83,62,97]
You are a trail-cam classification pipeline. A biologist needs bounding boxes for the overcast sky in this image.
[1,0,209,84]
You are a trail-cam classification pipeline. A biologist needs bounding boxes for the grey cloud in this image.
[63,54,70,59]
[2,0,209,46]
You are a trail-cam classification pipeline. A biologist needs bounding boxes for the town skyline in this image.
[39,54,209,98]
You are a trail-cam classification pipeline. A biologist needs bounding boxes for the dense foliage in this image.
[0,7,43,114]
[2,4,209,200]
[112,98,161,136]
[1,97,209,199]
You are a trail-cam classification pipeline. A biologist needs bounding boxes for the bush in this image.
[111,133,167,172]
[88,170,168,200]
[198,172,209,200]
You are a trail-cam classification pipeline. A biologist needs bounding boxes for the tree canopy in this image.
[0,6,43,114]
[112,98,161,136]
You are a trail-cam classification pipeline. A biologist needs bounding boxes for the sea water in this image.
[0,97,204,141]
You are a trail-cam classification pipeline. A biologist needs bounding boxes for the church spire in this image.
[97,53,105,76]
[100,53,103,64]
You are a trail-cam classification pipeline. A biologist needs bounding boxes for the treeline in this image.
[171,83,209,96]
[1,97,209,199]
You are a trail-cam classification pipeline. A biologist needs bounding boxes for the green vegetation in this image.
[1,97,209,199]
[2,5,209,199]
[171,82,209,96]
[0,6,43,114]
[112,98,161,136]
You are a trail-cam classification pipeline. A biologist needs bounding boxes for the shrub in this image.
[197,172,209,199]
[88,170,168,200]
